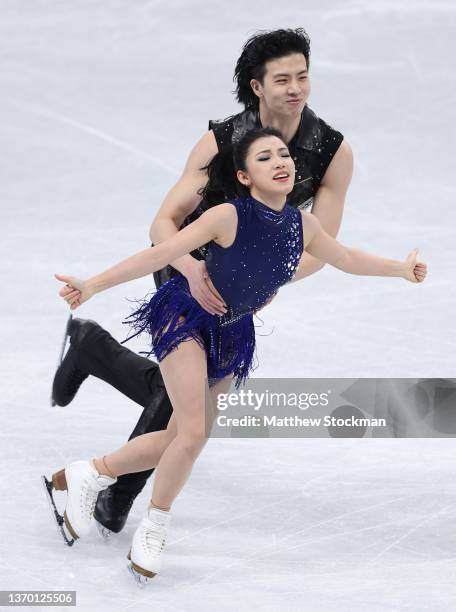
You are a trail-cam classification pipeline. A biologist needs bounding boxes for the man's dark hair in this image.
[234,28,311,110]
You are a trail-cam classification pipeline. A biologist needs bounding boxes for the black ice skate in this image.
[94,486,135,538]
[50,314,73,406]
[51,318,97,407]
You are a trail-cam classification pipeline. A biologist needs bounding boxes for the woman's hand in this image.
[403,249,428,283]
[54,273,94,310]
[185,260,228,316]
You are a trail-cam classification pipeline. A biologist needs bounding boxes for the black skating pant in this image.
[76,323,173,498]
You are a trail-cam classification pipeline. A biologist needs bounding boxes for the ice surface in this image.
[1,1,455,610]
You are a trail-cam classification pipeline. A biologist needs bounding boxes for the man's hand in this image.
[185,260,228,315]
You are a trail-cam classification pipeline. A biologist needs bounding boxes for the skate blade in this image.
[41,475,75,547]
[127,550,157,585]
[96,520,113,540]
[127,563,155,587]
[50,314,73,407]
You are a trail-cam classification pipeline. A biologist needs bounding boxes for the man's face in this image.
[237,135,295,197]
[251,53,310,117]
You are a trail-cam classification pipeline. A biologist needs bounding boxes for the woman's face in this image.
[237,135,296,197]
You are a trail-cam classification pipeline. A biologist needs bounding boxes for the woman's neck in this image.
[249,188,287,211]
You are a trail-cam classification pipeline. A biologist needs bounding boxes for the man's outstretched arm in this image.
[289,139,354,284]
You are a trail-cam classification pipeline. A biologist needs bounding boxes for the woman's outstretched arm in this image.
[55,204,235,309]
[298,211,427,283]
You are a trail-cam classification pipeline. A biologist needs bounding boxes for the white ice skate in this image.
[42,460,116,545]
[127,506,171,584]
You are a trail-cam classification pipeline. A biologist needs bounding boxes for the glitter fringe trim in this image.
[121,275,258,389]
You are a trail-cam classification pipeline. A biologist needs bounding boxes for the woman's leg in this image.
[91,337,219,477]
[206,374,235,425]
[93,414,178,477]
[90,326,233,509]
[149,348,233,510]
[146,337,210,510]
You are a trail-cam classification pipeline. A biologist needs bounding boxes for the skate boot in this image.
[42,460,116,545]
[51,318,99,407]
[127,506,171,584]
[94,486,136,538]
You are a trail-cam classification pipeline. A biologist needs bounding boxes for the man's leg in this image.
[51,318,173,533]
[52,318,159,408]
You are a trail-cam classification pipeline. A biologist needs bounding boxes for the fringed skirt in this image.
[121,274,258,389]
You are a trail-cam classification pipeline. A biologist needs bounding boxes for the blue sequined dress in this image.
[122,196,304,388]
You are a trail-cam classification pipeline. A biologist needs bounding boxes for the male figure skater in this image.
[52,28,353,535]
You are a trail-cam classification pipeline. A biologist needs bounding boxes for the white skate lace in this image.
[80,479,98,519]
[142,523,166,558]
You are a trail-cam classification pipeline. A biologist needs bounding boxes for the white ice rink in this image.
[1,1,455,610]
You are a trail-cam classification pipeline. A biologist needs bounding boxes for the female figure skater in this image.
[45,127,427,582]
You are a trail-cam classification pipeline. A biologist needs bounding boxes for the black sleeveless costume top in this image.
[153,104,343,288]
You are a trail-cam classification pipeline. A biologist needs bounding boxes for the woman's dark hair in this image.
[199,127,286,207]
[234,28,311,110]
